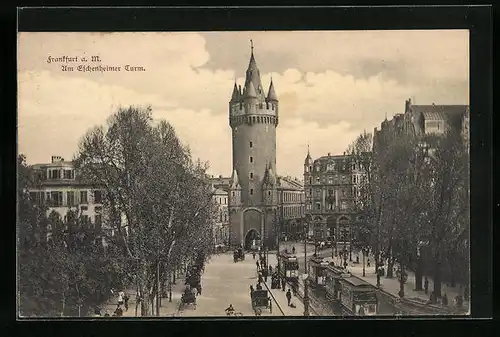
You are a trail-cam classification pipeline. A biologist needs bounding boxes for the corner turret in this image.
[230,82,240,102]
[266,78,278,102]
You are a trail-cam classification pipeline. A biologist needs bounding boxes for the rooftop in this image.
[340,276,374,288]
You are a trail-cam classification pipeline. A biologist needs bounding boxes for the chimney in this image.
[51,156,64,163]
[328,152,331,156]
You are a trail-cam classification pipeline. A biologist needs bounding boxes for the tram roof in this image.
[339,276,374,289]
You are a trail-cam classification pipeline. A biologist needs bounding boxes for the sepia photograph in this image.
[17,30,470,318]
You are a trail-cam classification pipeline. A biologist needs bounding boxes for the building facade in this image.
[226,43,304,249]
[28,156,108,243]
[303,149,362,245]
[212,187,230,247]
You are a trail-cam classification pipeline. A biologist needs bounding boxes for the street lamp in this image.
[302,218,310,317]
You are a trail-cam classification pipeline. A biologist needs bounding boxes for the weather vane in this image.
[250,39,253,52]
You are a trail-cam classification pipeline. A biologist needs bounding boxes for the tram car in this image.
[338,276,378,316]
[277,251,299,282]
[323,264,349,302]
[308,256,330,287]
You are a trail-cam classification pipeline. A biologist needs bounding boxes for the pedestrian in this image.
[256,283,263,291]
[263,269,268,283]
[281,277,286,291]
[286,289,292,306]
[291,281,297,296]
[252,251,256,260]
[93,307,101,317]
[196,283,202,296]
[123,293,129,311]
[256,260,260,271]
[269,265,273,275]
[118,290,124,306]
[424,277,429,294]
[104,311,110,317]
[292,246,296,255]
[250,285,254,295]
[258,271,263,284]
[114,305,123,317]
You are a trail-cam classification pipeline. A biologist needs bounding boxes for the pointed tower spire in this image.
[267,77,278,102]
[230,82,240,102]
[244,39,265,100]
[305,143,312,165]
[230,169,240,188]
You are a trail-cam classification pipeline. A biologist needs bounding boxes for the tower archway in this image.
[244,229,260,250]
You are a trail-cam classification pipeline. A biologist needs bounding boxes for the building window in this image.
[250,172,253,179]
[63,169,74,179]
[250,189,254,195]
[309,177,312,184]
[67,191,75,207]
[232,192,235,197]
[49,169,61,180]
[93,190,102,204]
[316,177,320,183]
[268,191,271,196]
[250,141,253,148]
[225,198,227,204]
[250,156,253,163]
[316,202,321,210]
[81,205,88,211]
[50,191,63,207]
[80,191,88,204]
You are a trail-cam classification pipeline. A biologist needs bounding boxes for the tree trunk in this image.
[415,254,423,290]
[60,293,66,317]
[156,259,160,316]
[398,261,405,298]
[362,250,366,277]
[387,257,394,278]
[375,251,381,287]
[433,253,442,302]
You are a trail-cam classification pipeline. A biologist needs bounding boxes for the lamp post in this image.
[349,225,353,262]
[303,218,310,317]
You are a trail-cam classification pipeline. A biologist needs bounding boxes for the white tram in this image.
[277,251,299,281]
[308,256,330,286]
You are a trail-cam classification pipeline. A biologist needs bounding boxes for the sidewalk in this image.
[263,254,311,317]
[101,280,187,317]
[332,251,470,314]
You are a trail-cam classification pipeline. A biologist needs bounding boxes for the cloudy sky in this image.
[18,30,469,179]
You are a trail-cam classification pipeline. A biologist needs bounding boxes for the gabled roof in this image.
[277,176,303,190]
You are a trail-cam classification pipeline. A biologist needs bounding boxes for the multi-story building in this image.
[303,149,363,244]
[28,156,107,243]
[374,98,469,145]
[212,187,230,247]
[226,43,304,249]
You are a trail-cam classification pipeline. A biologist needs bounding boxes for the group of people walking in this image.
[92,290,129,317]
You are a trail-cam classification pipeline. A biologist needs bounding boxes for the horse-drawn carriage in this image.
[233,248,245,262]
[180,286,197,310]
[251,289,272,314]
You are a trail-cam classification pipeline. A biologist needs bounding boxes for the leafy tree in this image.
[73,106,216,316]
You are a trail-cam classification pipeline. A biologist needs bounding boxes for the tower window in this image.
[250,172,253,179]
[250,156,253,163]
[250,189,254,195]
[250,141,253,148]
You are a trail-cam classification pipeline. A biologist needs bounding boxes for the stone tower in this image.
[228,41,279,249]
